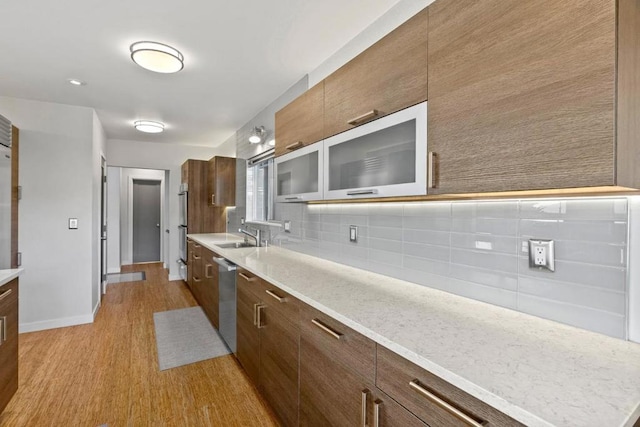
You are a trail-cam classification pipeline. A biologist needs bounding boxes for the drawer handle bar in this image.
[265,289,285,303]
[311,319,343,340]
[256,304,265,328]
[347,189,378,196]
[193,243,201,248]
[428,151,436,189]
[285,141,304,151]
[193,255,201,260]
[238,272,256,282]
[361,389,369,427]
[374,399,382,427]
[0,288,13,302]
[409,380,485,427]
[348,109,379,125]
[193,277,202,282]
[285,196,302,201]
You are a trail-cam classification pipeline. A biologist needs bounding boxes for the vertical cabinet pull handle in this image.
[374,400,382,427]
[409,380,485,427]
[256,305,265,329]
[253,303,259,326]
[211,194,215,205]
[311,319,343,340]
[0,288,12,302]
[205,264,213,278]
[428,152,437,189]
[0,316,5,343]
[361,389,369,427]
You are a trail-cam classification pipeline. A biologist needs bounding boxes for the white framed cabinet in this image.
[323,102,428,200]
[275,142,324,203]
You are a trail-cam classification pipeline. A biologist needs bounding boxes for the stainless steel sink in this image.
[215,241,256,249]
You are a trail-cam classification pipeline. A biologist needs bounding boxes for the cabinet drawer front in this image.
[300,303,375,382]
[376,345,523,427]
[236,268,264,300]
[256,279,299,321]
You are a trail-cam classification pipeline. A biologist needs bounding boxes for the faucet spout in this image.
[238,227,262,247]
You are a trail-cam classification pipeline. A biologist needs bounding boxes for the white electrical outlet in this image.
[284,220,291,233]
[528,239,555,272]
[349,225,358,242]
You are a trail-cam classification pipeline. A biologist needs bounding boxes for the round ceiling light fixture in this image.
[130,41,184,73]
[249,126,266,144]
[134,120,165,133]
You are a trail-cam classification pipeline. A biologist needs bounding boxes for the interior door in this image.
[132,179,161,263]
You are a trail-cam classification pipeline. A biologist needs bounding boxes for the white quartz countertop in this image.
[0,268,23,287]
[188,233,640,427]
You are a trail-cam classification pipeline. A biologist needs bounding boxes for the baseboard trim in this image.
[168,274,182,281]
[19,314,94,333]
[93,300,101,320]
[107,267,121,274]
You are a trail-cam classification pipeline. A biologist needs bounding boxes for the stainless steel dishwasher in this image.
[213,256,237,353]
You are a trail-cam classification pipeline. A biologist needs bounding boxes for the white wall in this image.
[0,96,99,332]
[106,167,121,274]
[107,139,233,280]
[118,168,166,266]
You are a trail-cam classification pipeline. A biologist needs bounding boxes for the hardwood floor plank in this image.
[0,263,279,427]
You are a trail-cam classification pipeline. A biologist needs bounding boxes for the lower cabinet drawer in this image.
[0,279,18,414]
[376,345,524,427]
[299,303,375,382]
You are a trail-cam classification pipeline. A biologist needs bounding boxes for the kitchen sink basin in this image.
[215,241,256,249]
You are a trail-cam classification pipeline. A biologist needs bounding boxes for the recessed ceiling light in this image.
[67,78,86,86]
[130,41,184,73]
[134,120,165,133]
[249,126,266,144]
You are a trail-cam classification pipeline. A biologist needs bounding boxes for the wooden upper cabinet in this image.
[274,82,324,157]
[323,7,428,139]
[207,156,236,206]
[427,0,626,194]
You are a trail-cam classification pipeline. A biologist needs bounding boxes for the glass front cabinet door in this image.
[323,102,427,200]
[275,142,324,202]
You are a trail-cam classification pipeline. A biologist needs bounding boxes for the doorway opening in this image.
[132,179,161,263]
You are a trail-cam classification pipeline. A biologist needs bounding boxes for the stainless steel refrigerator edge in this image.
[177,183,188,281]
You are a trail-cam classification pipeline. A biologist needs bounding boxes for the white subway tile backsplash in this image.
[518,276,625,315]
[272,197,631,339]
[517,294,626,339]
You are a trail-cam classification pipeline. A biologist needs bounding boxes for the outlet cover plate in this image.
[284,220,291,233]
[528,239,555,272]
[349,225,358,242]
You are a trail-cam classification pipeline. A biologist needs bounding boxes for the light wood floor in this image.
[0,263,279,427]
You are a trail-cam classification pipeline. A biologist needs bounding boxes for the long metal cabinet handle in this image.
[361,389,369,427]
[256,305,265,329]
[409,380,485,427]
[348,110,379,125]
[285,196,302,201]
[205,264,213,278]
[0,288,13,302]
[253,303,259,326]
[374,400,382,427]
[311,319,343,340]
[285,141,304,151]
[265,290,285,303]
[0,317,4,343]
[347,189,378,196]
[239,272,256,282]
[428,152,436,189]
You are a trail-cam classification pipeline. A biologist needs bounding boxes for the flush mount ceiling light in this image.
[67,78,86,86]
[130,41,184,73]
[249,126,266,144]
[134,120,165,133]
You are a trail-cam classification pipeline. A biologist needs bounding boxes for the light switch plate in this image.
[528,239,555,272]
[284,220,291,233]
[69,218,78,229]
[349,225,358,242]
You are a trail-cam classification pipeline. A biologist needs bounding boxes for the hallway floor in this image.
[0,263,279,426]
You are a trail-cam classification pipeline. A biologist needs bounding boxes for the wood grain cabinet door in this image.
[200,248,219,329]
[274,82,324,157]
[323,7,428,139]
[236,272,261,386]
[427,0,617,194]
[0,279,18,414]
[207,156,236,207]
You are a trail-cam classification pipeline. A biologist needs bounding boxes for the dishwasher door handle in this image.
[213,257,237,272]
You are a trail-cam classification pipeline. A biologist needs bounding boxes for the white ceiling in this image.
[0,0,402,147]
